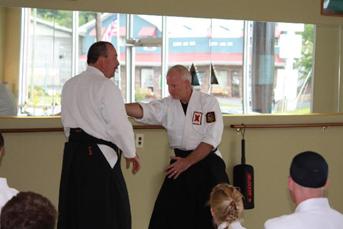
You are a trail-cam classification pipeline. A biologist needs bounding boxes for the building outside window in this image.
[19,8,315,116]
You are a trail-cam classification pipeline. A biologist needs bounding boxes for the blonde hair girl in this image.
[209,183,246,229]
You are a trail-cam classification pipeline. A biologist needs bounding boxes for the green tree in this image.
[79,12,96,26]
[36,9,96,28]
[294,25,314,83]
[36,9,72,28]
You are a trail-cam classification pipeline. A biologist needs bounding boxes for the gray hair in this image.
[167,65,192,83]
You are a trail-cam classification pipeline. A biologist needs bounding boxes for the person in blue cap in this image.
[264,151,343,229]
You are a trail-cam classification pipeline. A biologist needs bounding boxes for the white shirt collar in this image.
[86,65,105,78]
[218,222,229,229]
[295,197,330,213]
[0,177,10,189]
[217,221,245,229]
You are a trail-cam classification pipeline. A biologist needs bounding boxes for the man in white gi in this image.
[126,65,229,229]
[264,151,343,229]
[0,133,18,214]
[58,41,140,229]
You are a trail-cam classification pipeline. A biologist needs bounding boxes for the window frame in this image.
[19,8,315,116]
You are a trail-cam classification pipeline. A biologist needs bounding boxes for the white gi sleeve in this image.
[201,96,223,148]
[101,81,136,158]
[137,99,167,125]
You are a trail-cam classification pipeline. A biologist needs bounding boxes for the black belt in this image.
[69,128,122,158]
[174,147,217,158]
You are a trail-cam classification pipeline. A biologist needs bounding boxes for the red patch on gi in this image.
[192,112,202,125]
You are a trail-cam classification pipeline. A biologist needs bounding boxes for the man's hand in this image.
[125,155,140,174]
[165,143,214,179]
[125,103,143,119]
[166,156,192,179]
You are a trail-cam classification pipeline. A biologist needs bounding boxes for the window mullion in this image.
[161,16,168,98]
[242,21,252,114]
[72,11,79,76]
[19,8,30,114]
[125,14,135,102]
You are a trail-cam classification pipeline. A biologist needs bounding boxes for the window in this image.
[139,68,157,102]
[20,9,73,115]
[19,8,315,115]
[231,71,240,98]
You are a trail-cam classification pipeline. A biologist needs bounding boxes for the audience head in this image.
[0,132,5,160]
[288,151,329,204]
[0,132,4,150]
[209,183,244,227]
[0,191,57,229]
[87,41,119,78]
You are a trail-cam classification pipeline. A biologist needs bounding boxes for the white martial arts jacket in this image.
[0,178,18,213]
[264,198,343,229]
[61,66,136,168]
[138,90,223,156]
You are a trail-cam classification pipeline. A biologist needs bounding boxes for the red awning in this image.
[138,27,156,37]
[89,26,126,36]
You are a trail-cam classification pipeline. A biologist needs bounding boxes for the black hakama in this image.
[57,128,131,229]
[148,149,229,229]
